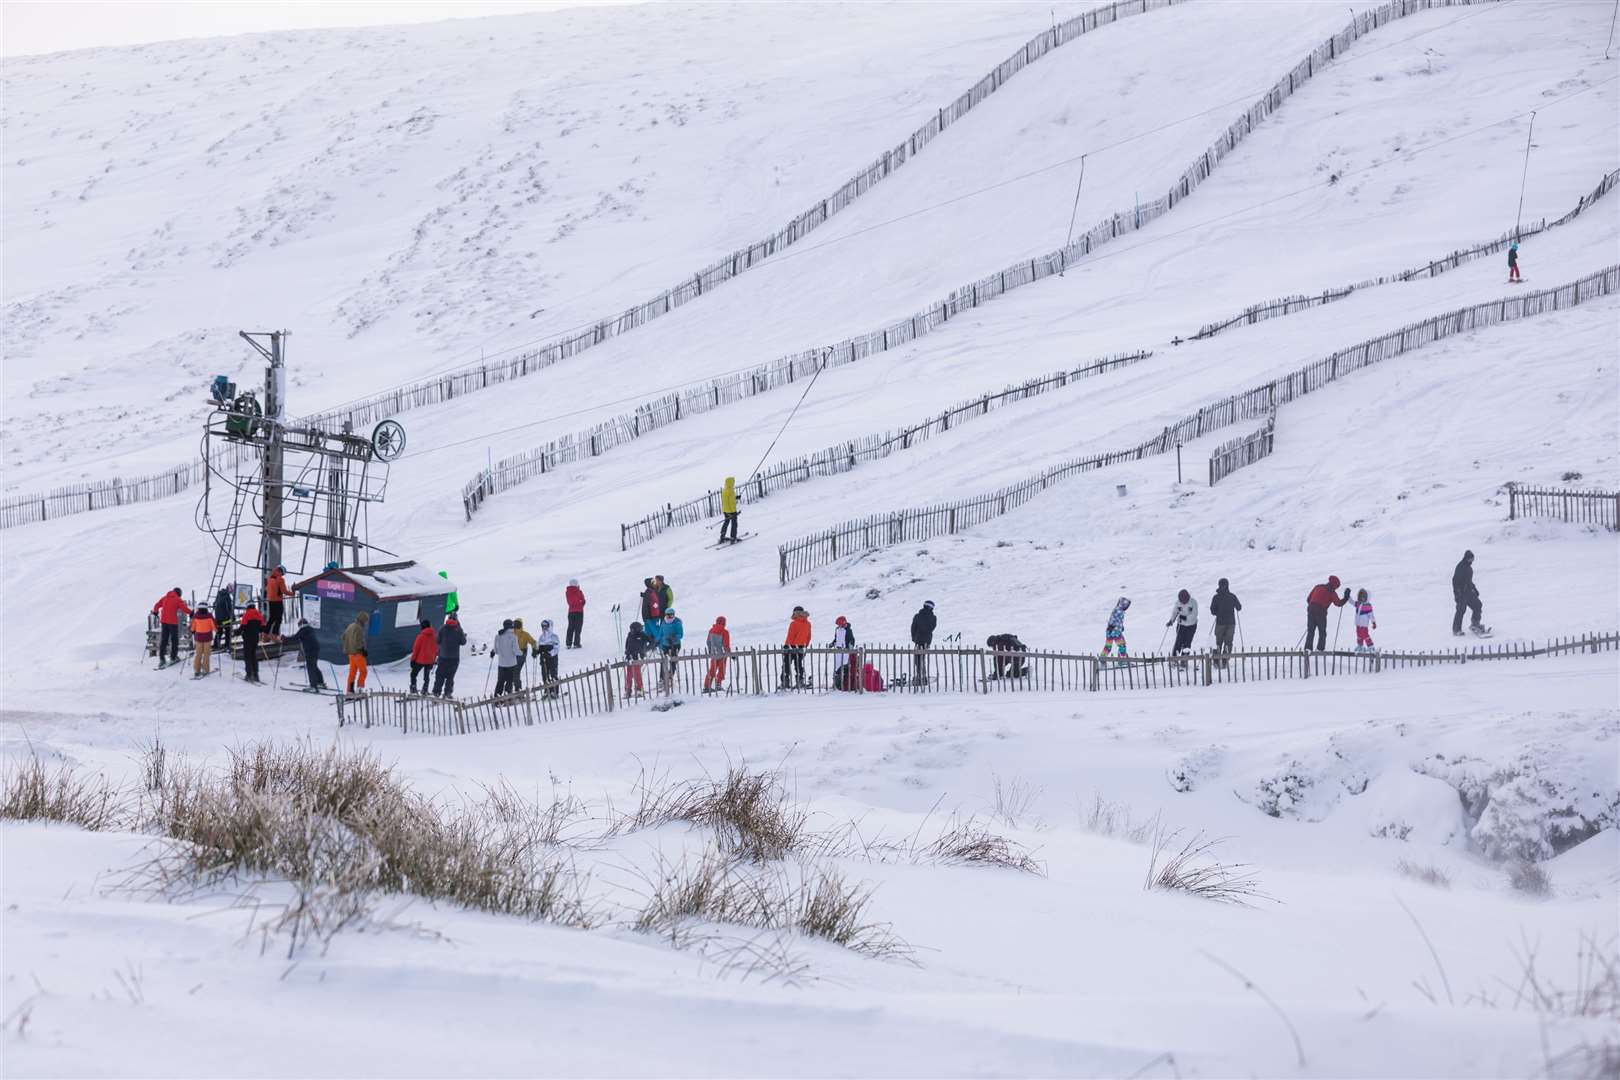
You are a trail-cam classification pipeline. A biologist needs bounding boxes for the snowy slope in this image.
[3,2,1617,1077]
[2,0,1105,487]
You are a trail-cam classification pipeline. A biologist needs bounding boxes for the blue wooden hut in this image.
[292,561,457,665]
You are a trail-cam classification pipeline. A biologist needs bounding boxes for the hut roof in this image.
[293,561,454,601]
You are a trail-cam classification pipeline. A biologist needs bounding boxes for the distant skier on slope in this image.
[1103,597,1131,661]
[1452,550,1488,636]
[1305,576,1350,651]
[719,476,741,544]
[1354,589,1377,652]
[1508,241,1521,283]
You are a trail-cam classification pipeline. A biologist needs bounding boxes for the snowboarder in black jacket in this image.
[1209,578,1242,661]
[909,600,937,684]
[433,614,468,697]
[986,633,1028,678]
[1451,550,1484,635]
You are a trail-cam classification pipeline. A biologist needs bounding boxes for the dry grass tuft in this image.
[1,755,124,831]
[917,815,1044,875]
[1145,828,1269,905]
[1508,859,1553,898]
[634,848,909,959]
[1081,794,1159,844]
[1396,859,1452,889]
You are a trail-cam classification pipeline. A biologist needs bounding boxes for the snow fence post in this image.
[603,663,617,712]
[750,648,764,694]
[1202,652,1212,687]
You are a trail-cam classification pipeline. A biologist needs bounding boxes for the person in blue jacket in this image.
[655,609,684,692]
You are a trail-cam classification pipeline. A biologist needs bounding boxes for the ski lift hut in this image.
[291,562,456,665]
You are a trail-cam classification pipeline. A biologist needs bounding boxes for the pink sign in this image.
[317,579,355,599]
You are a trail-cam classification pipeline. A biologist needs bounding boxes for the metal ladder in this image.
[204,478,252,609]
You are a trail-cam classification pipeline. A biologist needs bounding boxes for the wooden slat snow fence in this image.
[617,350,1150,550]
[334,631,1620,735]
[459,0,1497,521]
[0,0,1500,531]
[1208,413,1276,486]
[777,264,1620,583]
[1505,483,1620,531]
[0,0,1178,534]
[1189,168,1620,341]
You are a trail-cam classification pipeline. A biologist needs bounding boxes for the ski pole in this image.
[1237,611,1246,651]
[1333,604,1345,651]
[483,653,495,695]
[1158,624,1170,653]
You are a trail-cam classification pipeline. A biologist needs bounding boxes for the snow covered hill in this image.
[3,1,1617,1076]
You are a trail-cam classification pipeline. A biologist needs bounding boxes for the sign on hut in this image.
[292,562,457,665]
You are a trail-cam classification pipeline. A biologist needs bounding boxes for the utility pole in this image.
[239,330,286,580]
[1061,153,1088,275]
[1515,112,1537,238]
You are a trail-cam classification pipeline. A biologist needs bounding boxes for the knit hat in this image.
[502,619,514,629]
[792,606,807,615]
[924,600,935,609]
[569,578,578,586]
[420,619,431,629]
[836,616,847,626]
[541,619,552,629]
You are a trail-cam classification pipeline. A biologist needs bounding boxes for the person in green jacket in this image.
[719,476,740,543]
[340,611,370,693]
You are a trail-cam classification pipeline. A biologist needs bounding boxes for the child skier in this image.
[535,619,561,698]
[1103,597,1131,662]
[190,604,216,677]
[1354,589,1377,652]
[703,616,730,693]
[624,621,653,697]
[1508,241,1521,283]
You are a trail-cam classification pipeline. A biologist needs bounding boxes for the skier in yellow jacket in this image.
[719,476,741,543]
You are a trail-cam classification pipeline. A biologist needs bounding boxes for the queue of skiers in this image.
[153,550,1491,697]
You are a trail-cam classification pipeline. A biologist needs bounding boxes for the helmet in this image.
[541,619,553,629]
[1327,575,1341,589]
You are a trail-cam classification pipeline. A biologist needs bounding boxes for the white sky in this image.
[1,1,629,58]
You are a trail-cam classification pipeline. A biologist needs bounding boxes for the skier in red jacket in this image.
[409,620,438,694]
[565,579,586,649]
[151,588,191,665]
[1304,575,1351,651]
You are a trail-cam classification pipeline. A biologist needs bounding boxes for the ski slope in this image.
[2,0,1106,488]
[3,2,1618,1077]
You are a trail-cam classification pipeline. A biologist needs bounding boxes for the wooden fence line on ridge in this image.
[458,0,1495,521]
[1209,413,1277,486]
[1189,168,1620,340]
[332,631,1620,735]
[1505,483,1620,531]
[616,350,1150,549]
[773,264,1620,582]
[0,0,1185,533]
